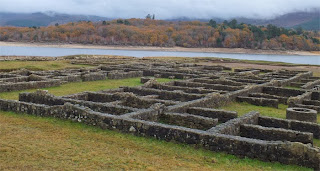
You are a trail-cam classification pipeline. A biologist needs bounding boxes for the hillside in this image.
[255,10,320,30]
[0,10,318,30]
[171,11,319,31]
[0,19,319,51]
[0,12,110,27]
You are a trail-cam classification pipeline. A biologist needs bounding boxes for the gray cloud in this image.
[0,0,319,19]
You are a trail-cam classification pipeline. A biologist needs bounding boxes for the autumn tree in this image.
[208,19,217,28]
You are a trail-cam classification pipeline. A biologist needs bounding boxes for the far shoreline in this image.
[0,41,319,56]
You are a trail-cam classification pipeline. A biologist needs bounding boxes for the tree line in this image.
[0,18,319,51]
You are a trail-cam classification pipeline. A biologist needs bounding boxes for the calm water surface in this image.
[0,45,319,65]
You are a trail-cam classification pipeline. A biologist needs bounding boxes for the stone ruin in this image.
[0,62,319,169]
[0,67,143,92]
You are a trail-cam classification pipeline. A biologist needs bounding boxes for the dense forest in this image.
[0,18,319,51]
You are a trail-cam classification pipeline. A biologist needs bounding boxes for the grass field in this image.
[218,102,320,124]
[0,77,172,100]
[0,60,89,71]
[0,111,310,170]
[219,102,320,148]
[0,60,317,170]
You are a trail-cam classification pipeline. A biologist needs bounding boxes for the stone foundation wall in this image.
[240,124,313,144]
[208,112,259,135]
[124,86,205,102]
[0,98,318,169]
[302,80,320,89]
[143,70,197,79]
[259,116,320,139]
[186,107,237,123]
[160,112,218,130]
[108,71,143,79]
[263,86,305,97]
[0,80,61,92]
[81,73,107,82]
[237,96,279,108]
[288,92,312,106]
[279,71,312,86]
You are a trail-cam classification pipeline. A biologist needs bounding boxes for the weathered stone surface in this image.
[237,96,279,108]
[240,124,313,144]
[140,77,154,83]
[259,116,320,139]
[187,107,237,122]
[0,63,319,169]
[286,107,317,123]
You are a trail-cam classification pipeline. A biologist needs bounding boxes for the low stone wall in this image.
[174,81,242,91]
[203,65,224,71]
[167,82,276,113]
[229,78,267,84]
[187,107,237,123]
[208,112,259,135]
[279,71,312,87]
[108,71,143,79]
[303,100,320,106]
[302,80,320,89]
[167,93,231,113]
[236,96,279,108]
[288,92,312,106]
[192,78,245,86]
[54,75,82,82]
[290,103,320,113]
[19,91,65,106]
[249,93,288,104]
[0,80,61,92]
[160,112,218,130]
[81,73,107,82]
[143,70,197,79]
[124,86,205,102]
[263,86,305,97]
[151,83,216,94]
[0,76,29,83]
[259,116,320,139]
[286,107,317,123]
[140,77,154,83]
[311,91,320,101]
[290,82,304,87]
[240,124,313,144]
[19,91,136,115]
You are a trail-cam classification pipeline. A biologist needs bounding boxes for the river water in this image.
[0,45,319,65]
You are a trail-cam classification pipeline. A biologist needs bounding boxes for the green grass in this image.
[219,102,287,118]
[285,86,301,90]
[314,139,320,148]
[0,60,89,71]
[0,77,173,100]
[219,102,320,148]
[0,111,310,170]
[219,102,320,123]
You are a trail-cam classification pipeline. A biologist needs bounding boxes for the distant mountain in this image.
[0,10,319,30]
[239,10,320,30]
[168,10,319,31]
[0,12,111,27]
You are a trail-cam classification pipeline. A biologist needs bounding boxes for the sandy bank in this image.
[0,41,319,56]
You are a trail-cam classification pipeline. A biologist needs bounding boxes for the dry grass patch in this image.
[0,77,173,100]
[0,60,89,71]
[0,111,310,171]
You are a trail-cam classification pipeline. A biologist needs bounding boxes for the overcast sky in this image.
[0,0,319,19]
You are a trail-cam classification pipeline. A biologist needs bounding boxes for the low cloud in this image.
[0,0,319,19]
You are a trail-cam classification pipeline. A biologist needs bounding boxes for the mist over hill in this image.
[0,10,319,30]
[168,10,320,31]
[0,12,110,27]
